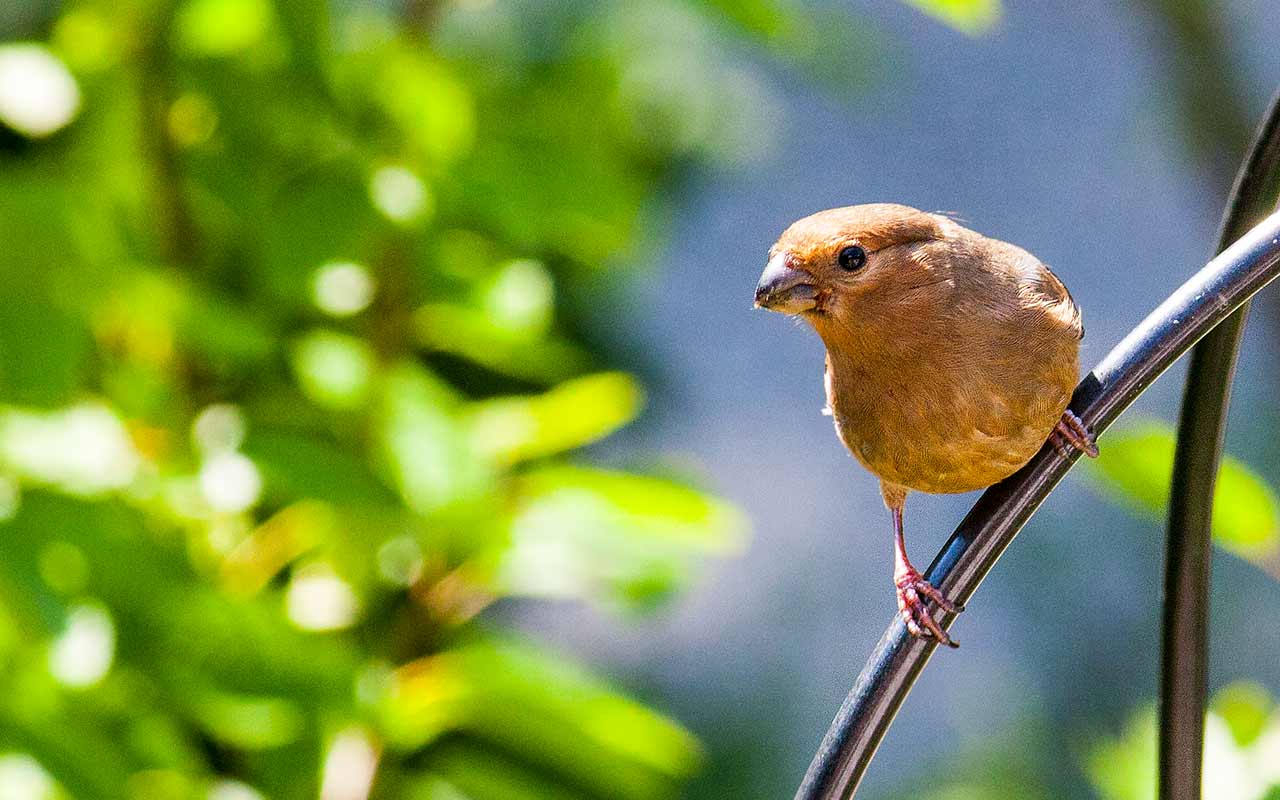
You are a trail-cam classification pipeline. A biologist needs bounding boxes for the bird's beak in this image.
[754,252,818,313]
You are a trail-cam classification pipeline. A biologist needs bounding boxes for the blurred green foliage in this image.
[1084,421,1280,793]
[0,0,920,796]
[1089,419,1280,578]
[1084,681,1280,800]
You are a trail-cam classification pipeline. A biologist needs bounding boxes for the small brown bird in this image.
[754,204,1096,647]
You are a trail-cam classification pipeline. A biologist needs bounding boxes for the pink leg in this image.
[892,504,963,648]
[1050,409,1099,459]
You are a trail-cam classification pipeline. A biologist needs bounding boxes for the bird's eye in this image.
[837,245,867,271]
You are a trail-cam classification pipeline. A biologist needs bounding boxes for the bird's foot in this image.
[894,568,963,648]
[1049,409,1099,459]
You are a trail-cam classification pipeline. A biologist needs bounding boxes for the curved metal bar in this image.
[795,208,1280,799]
[1159,90,1280,800]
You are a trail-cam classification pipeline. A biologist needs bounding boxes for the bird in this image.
[753,203,1096,648]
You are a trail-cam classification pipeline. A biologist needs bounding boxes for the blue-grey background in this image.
[515,2,1280,796]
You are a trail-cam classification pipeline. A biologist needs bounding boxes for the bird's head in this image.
[753,203,952,318]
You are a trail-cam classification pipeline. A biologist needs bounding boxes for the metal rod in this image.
[794,207,1280,799]
[1158,89,1280,800]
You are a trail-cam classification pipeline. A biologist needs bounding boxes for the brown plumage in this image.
[754,203,1096,647]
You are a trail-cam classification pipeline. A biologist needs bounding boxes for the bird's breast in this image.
[824,340,1077,495]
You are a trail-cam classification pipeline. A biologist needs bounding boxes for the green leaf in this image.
[371,47,475,167]
[900,0,1001,35]
[1083,705,1156,800]
[1211,681,1274,747]
[465,372,643,465]
[381,640,700,800]
[410,742,594,800]
[415,304,592,384]
[1089,419,1280,575]
[517,466,747,550]
[377,363,494,515]
[97,267,276,369]
[495,466,747,608]
[244,431,397,507]
[178,681,306,750]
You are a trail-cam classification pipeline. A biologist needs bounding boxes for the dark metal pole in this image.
[794,208,1280,799]
[1158,90,1280,800]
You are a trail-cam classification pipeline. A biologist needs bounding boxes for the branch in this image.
[795,205,1280,799]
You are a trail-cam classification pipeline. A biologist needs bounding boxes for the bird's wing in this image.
[981,237,1085,342]
[1032,263,1085,340]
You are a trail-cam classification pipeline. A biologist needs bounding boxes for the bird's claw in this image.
[895,569,962,648]
[1050,409,1099,459]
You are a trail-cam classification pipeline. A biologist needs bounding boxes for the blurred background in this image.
[3,0,1280,798]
